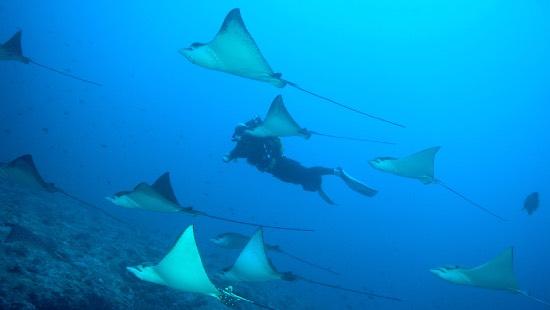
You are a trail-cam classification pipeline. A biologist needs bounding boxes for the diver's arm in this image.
[225,118,266,163]
[224,145,241,162]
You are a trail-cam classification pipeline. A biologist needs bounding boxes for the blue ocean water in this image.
[1,0,549,309]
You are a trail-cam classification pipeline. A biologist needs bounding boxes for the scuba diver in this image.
[223,117,378,204]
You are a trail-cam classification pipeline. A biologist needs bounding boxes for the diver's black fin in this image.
[151,172,180,204]
[318,188,337,205]
[338,169,378,197]
[297,275,403,302]
[435,180,507,221]
[283,80,405,128]
[2,31,24,57]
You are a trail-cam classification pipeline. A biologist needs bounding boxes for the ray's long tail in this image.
[308,130,396,145]
[435,180,507,222]
[189,209,314,232]
[283,80,405,128]
[57,190,128,224]
[29,60,102,86]
[516,290,550,307]
[295,275,403,302]
[273,248,339,275]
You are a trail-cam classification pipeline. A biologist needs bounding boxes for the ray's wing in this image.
[154,226,219,295]
[394,146,441,182]
[207,9,276,79]
[248,95,307,138]
[1,31,25,58]
[463,247,519,291]
[151,172,180,205]
[6,154,55,191]
[224,228,283,282]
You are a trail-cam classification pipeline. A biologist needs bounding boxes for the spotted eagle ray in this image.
[0,154,57,192]
[0,31,101,86]
[210,231,338,275]
[106,172,312,232]
[431,247,550,307]
[245,95,395,145]
[179,9,404,128]
[219,228,402,302]
[369,147,506,221]
[127,225,274,309]
[0,154,122,223]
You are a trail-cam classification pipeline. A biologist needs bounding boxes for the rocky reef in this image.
[0,180,320,309]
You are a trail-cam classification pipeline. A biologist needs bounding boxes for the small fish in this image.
[523,192,539,215]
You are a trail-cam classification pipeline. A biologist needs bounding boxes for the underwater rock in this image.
[0,179,321,309]
[3,223,65,260]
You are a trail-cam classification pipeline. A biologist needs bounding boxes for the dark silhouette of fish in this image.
[523,192,539,215]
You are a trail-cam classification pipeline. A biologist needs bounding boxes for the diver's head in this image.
[178,42,208,65]
[231,123,250,141]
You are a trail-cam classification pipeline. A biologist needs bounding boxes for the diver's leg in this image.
[309,166,337,176]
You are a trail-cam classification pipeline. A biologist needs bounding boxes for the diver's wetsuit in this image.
[225,118,335,192]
